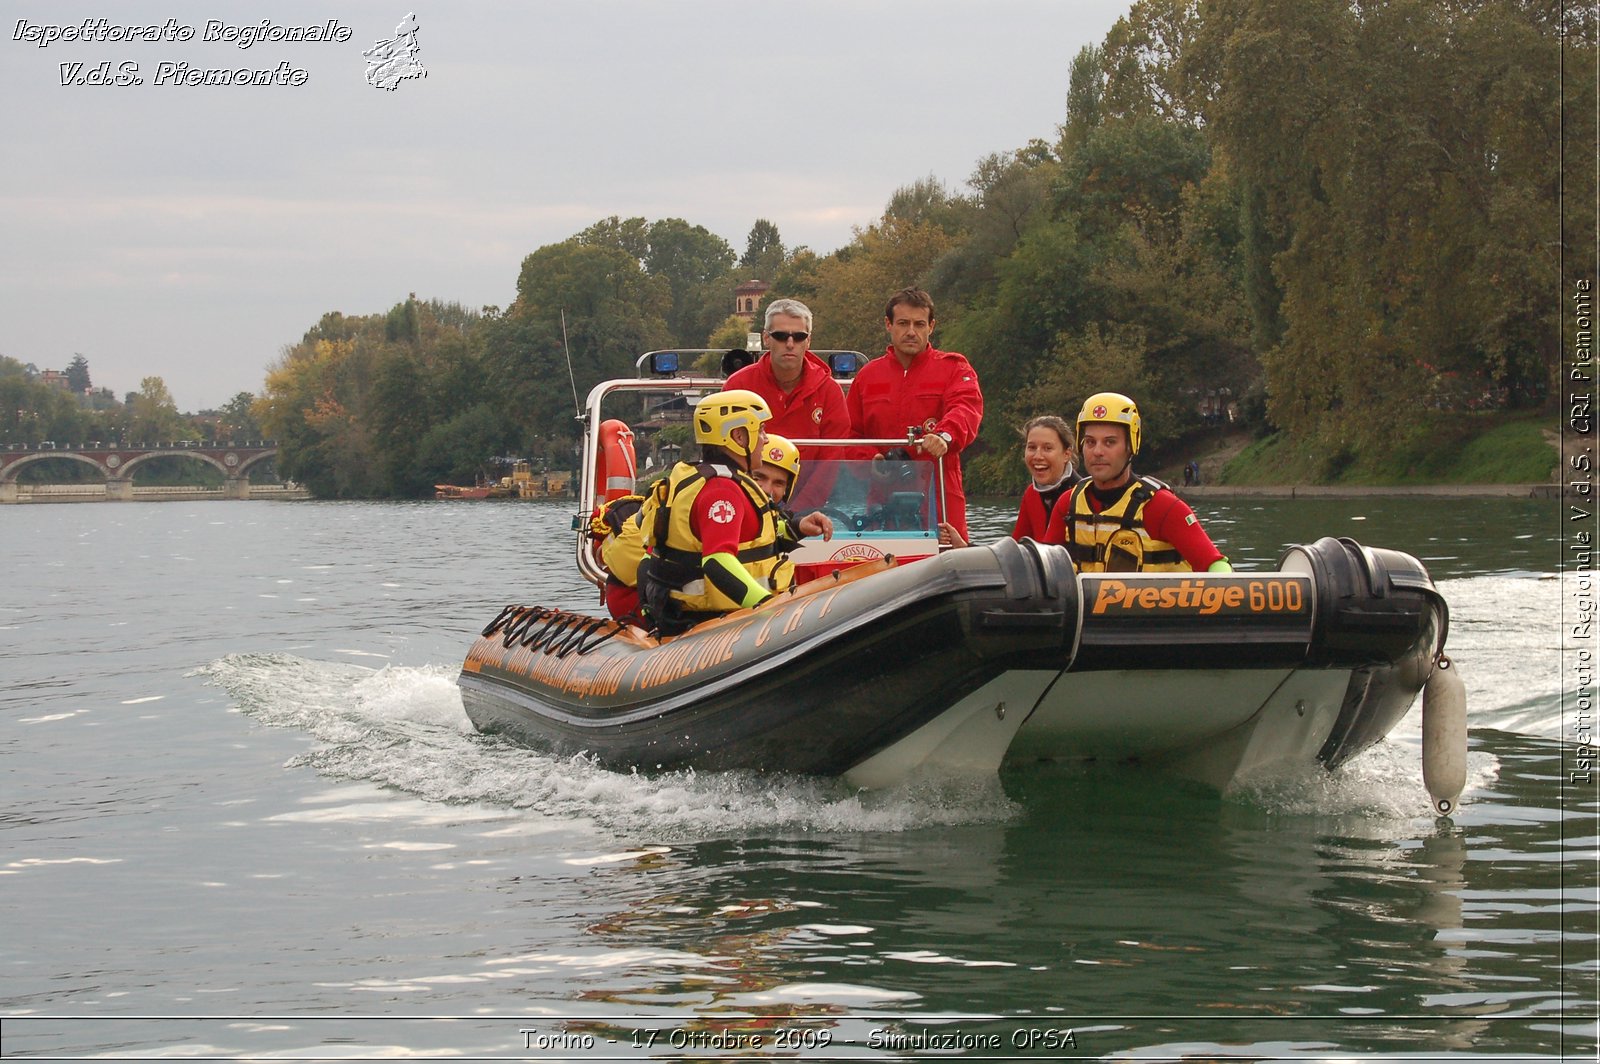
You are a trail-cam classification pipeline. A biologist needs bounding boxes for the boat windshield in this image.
[573,365,943,585]
[784,452,940,579]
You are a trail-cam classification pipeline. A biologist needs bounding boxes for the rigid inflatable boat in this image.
[458,360,1467,812]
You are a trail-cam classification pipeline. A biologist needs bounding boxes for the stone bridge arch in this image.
[0,451,106,483]
[0,442,281,502]
[117,449,233,481]
[231,450,278,479]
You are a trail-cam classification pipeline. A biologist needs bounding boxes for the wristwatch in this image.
[936,431,953,446]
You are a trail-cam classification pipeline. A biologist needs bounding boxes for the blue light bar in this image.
[828,351,865,378]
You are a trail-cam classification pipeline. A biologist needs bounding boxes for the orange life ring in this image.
[594,419,637,505]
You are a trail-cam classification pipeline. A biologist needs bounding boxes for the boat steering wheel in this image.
[820,507,866,533]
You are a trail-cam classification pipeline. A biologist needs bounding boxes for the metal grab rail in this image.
[572,370,952,588]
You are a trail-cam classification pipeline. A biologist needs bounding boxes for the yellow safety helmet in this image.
[694,389,772,459]
[759,434,801,481]
[1077,391,1142,457]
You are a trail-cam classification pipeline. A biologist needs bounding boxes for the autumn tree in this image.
[1059,45,1103,157]
[804,215,959,358]
[580,216,736,346]
[124,376,189,444]
[1098,0,1212,125]
[1204,0,1574,460]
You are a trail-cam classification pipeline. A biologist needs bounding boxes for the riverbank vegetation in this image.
[21,0,1572,500]
[1218,413,1560,486]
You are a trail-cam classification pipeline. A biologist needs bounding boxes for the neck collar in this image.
[1033,464,1076,493]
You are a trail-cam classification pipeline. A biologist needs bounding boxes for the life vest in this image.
[640,461,792,616]
[589,494,647,588]
[1062,475,1189,573]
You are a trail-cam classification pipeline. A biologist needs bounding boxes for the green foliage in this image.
[2,357,91,443]
[1,356,193,448]
[217,392,263,440]
[1207,0,1571,462]
[927,149,1058,307]
[1059,45,1103,156]
[416,404,509,485]
[125,376,192,443]
[1099,0,1211,124]
[740,219,785,280]
[769,248,823,305]
[706,315,752,352]
[655,423,691,448]
[227,1,1582,499]
[1054,116,1210,242]
[804,216,958,357]
[127,455,225,487]
[258,300,493,497]
[65,354,91,394]
[883,176,968,235]
[579,216,737,346]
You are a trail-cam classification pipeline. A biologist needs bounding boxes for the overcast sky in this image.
[1,0,1132,410]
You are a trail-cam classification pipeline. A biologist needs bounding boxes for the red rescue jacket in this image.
[725,352,850,464]
[846,345,983,540]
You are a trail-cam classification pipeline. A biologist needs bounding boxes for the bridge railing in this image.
[1,440,278,452]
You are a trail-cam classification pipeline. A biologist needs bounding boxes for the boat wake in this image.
[1220,571,1560,823]
[1232,733,1499,821]
[195,653,1019,838]
[1433,573,1565,739]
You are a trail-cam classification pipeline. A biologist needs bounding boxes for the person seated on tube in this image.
[592,432,831,625]
[590,494,650,625]
[748,433,834,556]
[636,390,833,636]
[939,413,1081,549]
[1041,392,1232,573]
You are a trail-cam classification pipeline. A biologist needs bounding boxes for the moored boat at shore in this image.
[434,483,494,500]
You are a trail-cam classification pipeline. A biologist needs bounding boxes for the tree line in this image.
[1,354,267,484]
[225,2,1600,495]
[2,354,262,447]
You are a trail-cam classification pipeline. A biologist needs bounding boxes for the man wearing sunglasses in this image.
[725,298,849,464]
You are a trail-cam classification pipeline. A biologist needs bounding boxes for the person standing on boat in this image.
[725,298,849,463]
[1044,392,1232,573]
[846,287,983,544]
[638,391,828,635]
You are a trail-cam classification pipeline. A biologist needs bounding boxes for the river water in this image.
[2,496,1593,1060]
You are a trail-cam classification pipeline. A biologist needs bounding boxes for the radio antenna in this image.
[561,308,581,416]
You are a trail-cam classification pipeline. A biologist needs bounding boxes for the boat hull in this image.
[458,537,1448,792]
